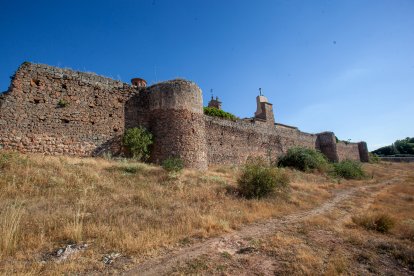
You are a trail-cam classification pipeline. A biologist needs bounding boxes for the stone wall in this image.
[336,142,361,161]
[381,157,414,163]
[316,132,339,162]
[0,63,208,169]
[0,62,369,169]
[0,62,137,156]
[205,116,317,165]
[315,132,367,162]
[358,142,369,162]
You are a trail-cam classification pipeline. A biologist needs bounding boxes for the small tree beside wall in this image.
[122,127,153,161]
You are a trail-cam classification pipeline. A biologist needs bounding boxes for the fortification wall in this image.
[145,80,208,170]
[336,142,361,161]
[358,142,369,162]
[0,62,137,156]
[205,116,317,165]
[0,63,207,169]
[0,62,369,169]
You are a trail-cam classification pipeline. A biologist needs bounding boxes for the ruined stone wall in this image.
[0,62,368,169]
[316,132,339,162]
[204,116,317,165]
[315,132,366,162]
[0,62,137,156]
[0,63,208,169]
[358,142,369,162]
[336,142,361,161]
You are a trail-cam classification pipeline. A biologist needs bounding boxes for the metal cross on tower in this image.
[259,88,262,96]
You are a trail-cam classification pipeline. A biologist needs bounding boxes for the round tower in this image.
[145,79,207,170]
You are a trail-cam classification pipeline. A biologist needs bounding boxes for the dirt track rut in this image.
[125,180,394,276]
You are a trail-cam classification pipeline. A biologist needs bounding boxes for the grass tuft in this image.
[352,213,395,233]
[0,202,24,256]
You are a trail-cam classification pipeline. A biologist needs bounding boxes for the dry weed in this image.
[0,152,411,274]
[0,201,24,256]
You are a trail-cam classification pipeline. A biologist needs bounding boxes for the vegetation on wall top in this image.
[203,107,237,121]
[335,136,351,145]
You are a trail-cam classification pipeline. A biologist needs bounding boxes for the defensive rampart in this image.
[0,62,135,156]
[0,62,368,169]
[205,116,317,165]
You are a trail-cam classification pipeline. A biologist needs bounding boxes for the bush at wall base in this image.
[277,147,330,173]
[162,157,184,173]
[238,157,289,199]
[332,160,365,180]
[122,127,153,161]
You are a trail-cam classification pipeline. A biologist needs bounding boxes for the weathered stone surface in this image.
[358,142,369,162]
[0,62,369,169]
[205,116,317,165]
[0,62,135,157]
[316,132,339,162]
[337,141,361,161]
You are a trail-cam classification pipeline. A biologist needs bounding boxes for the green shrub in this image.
[277,147,330,172]
[204,107,237,121]
[369,153,380,164]
[162,157,184,173]
[372,137,414,156]
[57,99,69,108]
[352,213,395,233]
[106,164,140,174]
[122,127,153,161]
[0,152,26,170]
[332,160,365,179]
[238,157,289,199]
[0,152,12,170]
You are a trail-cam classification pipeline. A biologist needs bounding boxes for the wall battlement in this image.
[0,62,368,169]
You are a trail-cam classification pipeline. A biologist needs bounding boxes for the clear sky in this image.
[0,0,413,150]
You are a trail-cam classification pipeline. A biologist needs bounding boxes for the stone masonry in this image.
[0,62,369,169]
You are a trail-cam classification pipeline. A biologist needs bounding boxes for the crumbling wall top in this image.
[14,62,130,90]
[145,79,203,113]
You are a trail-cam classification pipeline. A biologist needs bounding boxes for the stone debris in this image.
[49,243,88,262]
[103,252,121,265]
[236,246,257,254]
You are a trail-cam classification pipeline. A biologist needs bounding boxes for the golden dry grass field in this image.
[0,151,413,275]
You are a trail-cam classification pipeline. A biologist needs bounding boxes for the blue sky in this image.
[0,0,413,150]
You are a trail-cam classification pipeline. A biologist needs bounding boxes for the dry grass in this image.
[0,201,24,257]
[168,162,414,275]
[352,213,395,233]
[364,172,414,239]
[0,151,338,274]
[2,151,412,275]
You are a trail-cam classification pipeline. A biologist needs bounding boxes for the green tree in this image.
[203,107,237,121]
[372,137,414,156]
[122,127,153,161]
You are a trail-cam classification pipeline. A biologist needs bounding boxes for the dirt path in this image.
[125,180,395,276]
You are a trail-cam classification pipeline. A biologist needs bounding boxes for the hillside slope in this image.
[0,152,413,274]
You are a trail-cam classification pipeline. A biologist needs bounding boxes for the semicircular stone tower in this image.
[145,79,207,170]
